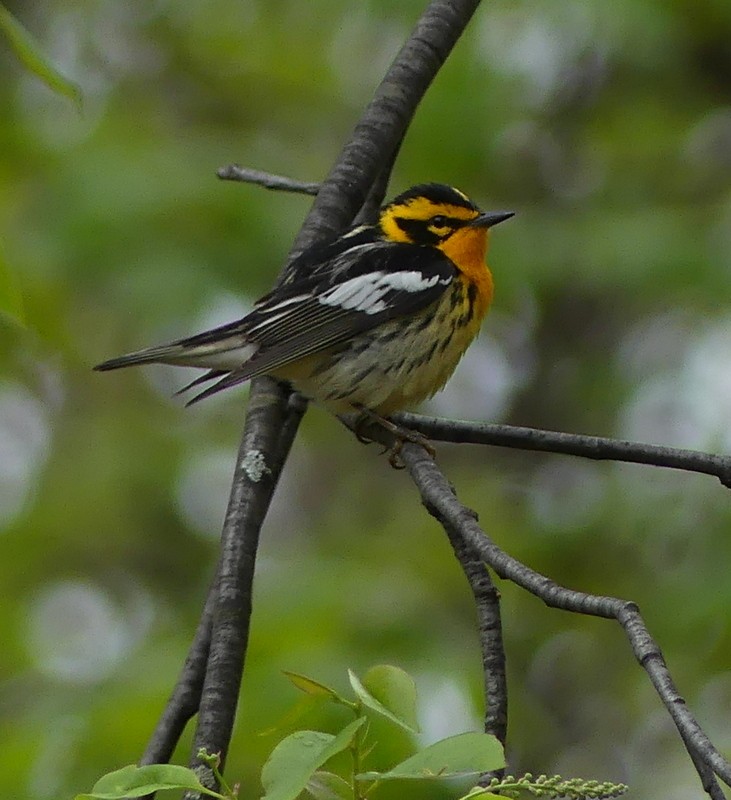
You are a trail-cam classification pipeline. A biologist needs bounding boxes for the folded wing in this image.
[95,240,456,404]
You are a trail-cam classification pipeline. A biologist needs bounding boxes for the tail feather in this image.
[95,336,256,373]
[95,330,259,401]
[174,369,227,396]
[186,369,255,406]
[94,344,188,371]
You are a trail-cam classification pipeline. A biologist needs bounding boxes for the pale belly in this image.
[278,285,484,414]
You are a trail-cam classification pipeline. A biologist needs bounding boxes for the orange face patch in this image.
[439,226,493,315]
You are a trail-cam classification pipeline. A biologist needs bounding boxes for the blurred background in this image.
[2,1,731,798]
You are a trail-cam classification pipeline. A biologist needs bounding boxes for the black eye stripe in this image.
[395,216,440,244]
[430,215,468,229]
[393,213,469,245]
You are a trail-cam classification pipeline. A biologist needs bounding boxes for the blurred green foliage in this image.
[2,1,731,799]
[0,1,81,106]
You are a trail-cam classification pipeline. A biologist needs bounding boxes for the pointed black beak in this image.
[469,210,515,229]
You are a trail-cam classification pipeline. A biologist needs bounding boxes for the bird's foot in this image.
[353,407,436,469]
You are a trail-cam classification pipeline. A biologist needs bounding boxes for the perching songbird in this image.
[96,183,513,456]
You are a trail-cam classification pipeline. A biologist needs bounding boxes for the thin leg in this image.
[353,406,437,468]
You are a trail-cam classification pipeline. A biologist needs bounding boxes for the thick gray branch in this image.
[181,1,485,794]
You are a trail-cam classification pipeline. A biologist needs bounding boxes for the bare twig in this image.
[216,143,402,238]
[216,165,320,195]
[394,412,731,488]
[140,578,216,765]
[397,440,731,798]
[339,409,510,762]
[442,524,507,778]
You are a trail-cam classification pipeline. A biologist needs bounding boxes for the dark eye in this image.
[430,215,448,227]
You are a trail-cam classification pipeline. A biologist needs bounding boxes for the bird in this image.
[95,183,513,460]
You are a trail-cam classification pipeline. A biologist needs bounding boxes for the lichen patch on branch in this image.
[241,449,270,482]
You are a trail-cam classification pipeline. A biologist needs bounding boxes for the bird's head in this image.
[378,183,514,254]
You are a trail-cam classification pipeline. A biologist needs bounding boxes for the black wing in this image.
[188,241,456,401]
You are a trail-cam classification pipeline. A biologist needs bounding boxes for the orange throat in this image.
[440,227,494,317]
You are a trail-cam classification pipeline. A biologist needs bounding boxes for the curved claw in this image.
[353,414,376,445]
[387,445,407,469]
[350,406,437,468]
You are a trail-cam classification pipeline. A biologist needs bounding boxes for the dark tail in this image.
[94,343,189,371]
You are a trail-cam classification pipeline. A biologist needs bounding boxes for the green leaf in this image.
[348,668,417,733]
[0,246,24,326]
[261,718,365,800]
[356,732,504,781]
[305,771,352,800]
[0,3,82,107]
[283,670,343,700]
[74,763,224,799]
[361,664,419,733]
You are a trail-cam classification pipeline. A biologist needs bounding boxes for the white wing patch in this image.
[318,270,449,315]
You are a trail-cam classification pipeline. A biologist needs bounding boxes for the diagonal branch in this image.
[285,0,483,262]
[339,408,509,760]
[140,576,216,766]
[187,379,304,790]
[182,0,485,793]
[394,412,731,488]
[397,439,730,799]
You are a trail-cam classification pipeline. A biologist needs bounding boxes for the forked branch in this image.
[153,2,488,797]
[397,438,730,800]
[141,1,731,797]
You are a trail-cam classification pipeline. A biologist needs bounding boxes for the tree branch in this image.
[140,577,216,765]
[179,1,485,794]
[216,165,320,195]
[441,522,507,778]
[394,412,731,488]
[339,407,509,760]
[397,440,731,798]
[285,0,483,263]
[187,380,304,794]
[216,151,399,225]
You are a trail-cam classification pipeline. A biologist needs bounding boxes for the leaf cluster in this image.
[75,666,625,800]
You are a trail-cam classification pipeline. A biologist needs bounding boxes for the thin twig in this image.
[443,524,507,778]
[339,412,509,757]
[216,165,320,195]
[140,578,216,765]
[394,413,731,488]
[397,440,731,798]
